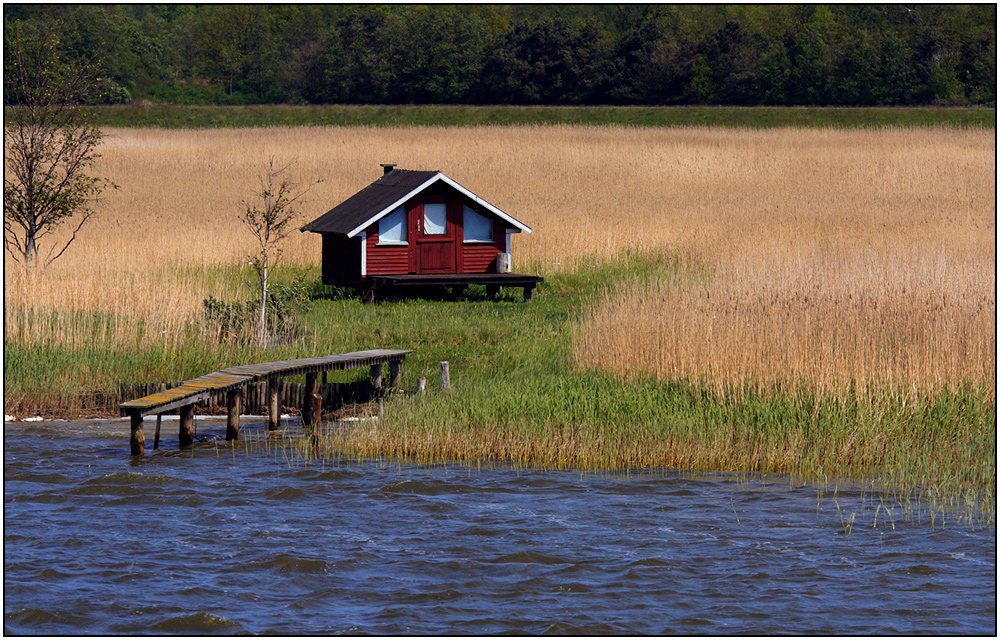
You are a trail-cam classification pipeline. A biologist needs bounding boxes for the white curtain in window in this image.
[463,205,492,241]
[378,206,407,243]
[423,203,447,234]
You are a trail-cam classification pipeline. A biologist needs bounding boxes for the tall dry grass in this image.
[574,256,995,394]
[568,127,995,393]
[4,125,995,395]
[26,125,992,275]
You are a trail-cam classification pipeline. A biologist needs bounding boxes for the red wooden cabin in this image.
[301,165,541,301]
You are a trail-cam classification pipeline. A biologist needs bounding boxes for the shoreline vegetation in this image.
[4,104,997,130]
[3,121,994,524]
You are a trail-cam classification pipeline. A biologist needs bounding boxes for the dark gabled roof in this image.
[301,169,532,237]
[301,169,438,236]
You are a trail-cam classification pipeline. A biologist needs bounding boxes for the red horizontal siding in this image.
[368,247,409,274]
[462,244,501,273]
[461,220,506,273]
[366,229,410,275]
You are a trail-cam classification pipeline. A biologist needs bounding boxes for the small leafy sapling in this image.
[241,157,318,347]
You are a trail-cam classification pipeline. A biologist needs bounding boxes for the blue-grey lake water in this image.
[4,418,996,635]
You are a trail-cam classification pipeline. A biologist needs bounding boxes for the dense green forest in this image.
[4,4,996,107]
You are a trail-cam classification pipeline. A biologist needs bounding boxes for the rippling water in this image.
[4,419,996,635]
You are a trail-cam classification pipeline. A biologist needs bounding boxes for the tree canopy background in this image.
[3,4,995,107]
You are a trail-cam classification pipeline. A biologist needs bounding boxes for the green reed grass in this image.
[227,413,992,530]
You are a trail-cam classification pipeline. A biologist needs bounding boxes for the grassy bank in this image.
[5,104,995,129]
[4,255,995,524]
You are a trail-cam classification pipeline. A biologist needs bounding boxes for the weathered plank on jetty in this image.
[119,349,412,418]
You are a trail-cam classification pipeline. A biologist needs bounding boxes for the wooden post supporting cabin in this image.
[267,378,281,431]
[130,413,144,456]
[389,360,401,389]
[179,404,195,447]
[226,388,242,441]
[302,373,318,425]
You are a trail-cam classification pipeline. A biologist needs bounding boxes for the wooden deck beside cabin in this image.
[119,349,412,455]
[363,273,543,302]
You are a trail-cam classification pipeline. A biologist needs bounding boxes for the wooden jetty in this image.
[119,349,412,456]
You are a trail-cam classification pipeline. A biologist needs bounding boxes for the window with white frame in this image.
[378,206,407,244]
[463,204,493,242]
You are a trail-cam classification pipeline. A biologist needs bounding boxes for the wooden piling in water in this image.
[130,414,144,456]
[226,388,241,441]
[179,404,195,447]
[268,378,281,430]
[311,393,322,427]
[153,414,162,450]
[303,373,318,425]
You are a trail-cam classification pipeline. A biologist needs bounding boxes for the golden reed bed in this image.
[5,125,995,392]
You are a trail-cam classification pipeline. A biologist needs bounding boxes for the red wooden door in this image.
[409,200,458,274]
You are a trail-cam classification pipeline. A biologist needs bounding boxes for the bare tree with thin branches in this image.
[3,24,113,273]
[242,157,317,347]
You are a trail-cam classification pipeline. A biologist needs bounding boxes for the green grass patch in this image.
[6,104,994,129]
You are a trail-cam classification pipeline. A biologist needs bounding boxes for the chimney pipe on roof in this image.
[380,163,397,175]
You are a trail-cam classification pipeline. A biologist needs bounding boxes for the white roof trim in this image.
[345,172,532,238]
[438,174,532,234]
[345,174,439,238]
